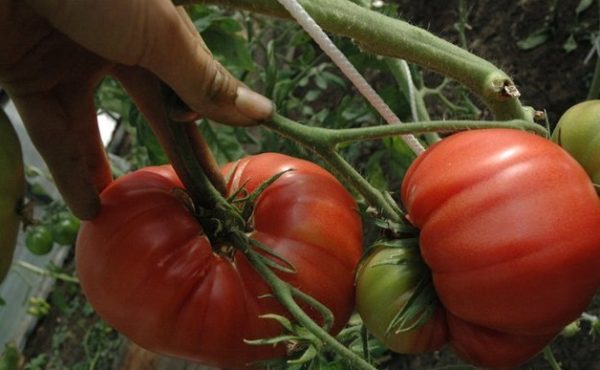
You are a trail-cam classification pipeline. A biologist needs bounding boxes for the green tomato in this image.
[26,226,54,256]
[355,242,448,354]
[552,100,600,184]
[51,213,80,245]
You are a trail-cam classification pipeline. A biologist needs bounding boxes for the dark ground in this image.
[396,0,597,125]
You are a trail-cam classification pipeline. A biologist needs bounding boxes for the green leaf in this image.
[517,28,550,50]
[0,296,5,306]
[259,313,295,332]
[202,28,255,76]
[130,107,168,165]
[198,121,247,165]
[563,34,578,53]
[0,342,21,370]
[287,345,318,364]
[576,0,594,14]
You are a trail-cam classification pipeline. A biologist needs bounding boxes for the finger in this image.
[142,5,274,126]
[24,0,273,126]
[111,65,227,196]
[11,87,111,220]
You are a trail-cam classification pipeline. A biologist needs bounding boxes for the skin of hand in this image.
[0,0,273,220]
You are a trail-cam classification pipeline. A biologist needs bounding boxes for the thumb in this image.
[25,0,273,126]
[140,7,273,126]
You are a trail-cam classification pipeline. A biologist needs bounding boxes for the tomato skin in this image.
[26,226,54,256]
[76,153,363,370]
[552,100,600,184]
[355,245,448,354]
[447,313,557,369]
[401,129,600,368]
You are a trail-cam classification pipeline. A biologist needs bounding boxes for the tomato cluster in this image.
[76,153,363,370]
[358,129,600,368]
[75,124,600,369]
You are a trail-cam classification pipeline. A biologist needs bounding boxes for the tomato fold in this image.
[76,153,363,370]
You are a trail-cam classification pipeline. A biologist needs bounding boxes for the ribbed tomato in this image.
[401,129,600,368]
[76,153,363,370]
[355,243,448,354]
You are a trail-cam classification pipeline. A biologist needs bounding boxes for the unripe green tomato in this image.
[355,243,448,354]
[552,100,600,184]
[51,213,80,245]
[26,226,54,256]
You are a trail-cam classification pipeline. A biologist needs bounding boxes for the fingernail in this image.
[235,86,274,121]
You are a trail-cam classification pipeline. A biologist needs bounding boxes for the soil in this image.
[394,0,597,125]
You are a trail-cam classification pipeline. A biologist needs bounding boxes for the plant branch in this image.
[14,260,79,284]
[242,246,377,370]
[264,113,546,221]
[385,58,440,145]
[543,346,562,370]
[267,114,547,146]
[184,0,529,120]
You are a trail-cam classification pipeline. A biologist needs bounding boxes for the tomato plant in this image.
[75,153,363,370]
[552,100,600,185]
[400,129,600,368]
[355,242,448,354]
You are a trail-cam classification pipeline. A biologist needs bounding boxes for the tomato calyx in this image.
[368,239,438,335]
[189,169,295,261]
[373,218,419,238]
[245,313,326,367]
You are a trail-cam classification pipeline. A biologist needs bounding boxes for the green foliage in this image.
[0,343,20,370]
[22,284,122,370]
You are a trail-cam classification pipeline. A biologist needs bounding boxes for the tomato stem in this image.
[159,85,228,196]
[265,113,547,222]
[187,0,531,120]
[242,245,378,370]
[543,346,563,370]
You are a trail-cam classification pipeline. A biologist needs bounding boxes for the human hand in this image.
[0,0,273,219]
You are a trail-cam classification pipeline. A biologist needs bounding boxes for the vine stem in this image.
[185,0,529,120]
[385,58,441,146]
[274,0,425,155]
[264,113,547,221]
[242,247,377,370]
[543,346,562,370]
[14,260,80,284]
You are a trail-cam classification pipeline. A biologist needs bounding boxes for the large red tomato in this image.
[76,153,363,370]
[401,129,600,368]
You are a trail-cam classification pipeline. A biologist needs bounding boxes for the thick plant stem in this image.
[265,113,546,221]
[185,0,529,120]
[243,247,378,370]
[266,114,547,147]
[326,149,403,223]
[265,114,404,222]
[385,58,440,145]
